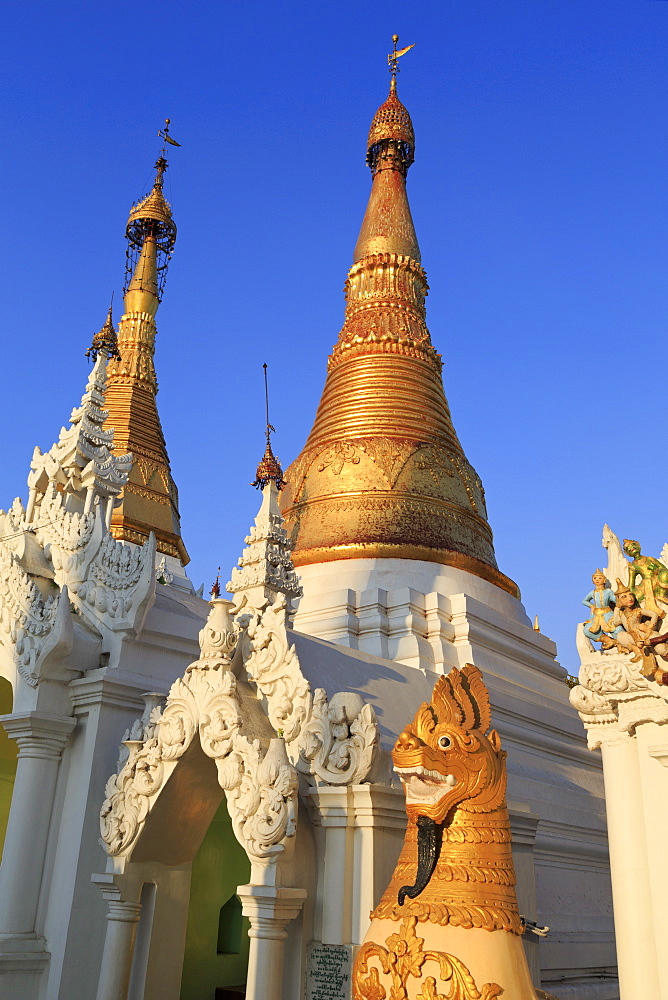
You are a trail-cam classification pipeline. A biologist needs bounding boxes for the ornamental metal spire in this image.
[252,364,286,490]
[279,45,518,597]
[387,34,415,93]
[86,297,120,362]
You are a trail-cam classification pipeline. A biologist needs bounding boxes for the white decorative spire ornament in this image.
[227,368,302,614]
[26,309,132,525]
[227,479,303,613]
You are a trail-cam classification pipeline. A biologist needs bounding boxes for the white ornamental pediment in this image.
[100,600,299,875]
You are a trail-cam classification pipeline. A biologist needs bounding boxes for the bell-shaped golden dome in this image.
[280,83,517,597]
[367,85,415,153]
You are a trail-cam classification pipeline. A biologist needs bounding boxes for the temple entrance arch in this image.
[95,599,308,1000]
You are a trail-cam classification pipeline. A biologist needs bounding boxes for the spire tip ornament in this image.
[124,120,179,304]
[86,298,121,362]
[252,364,286,490]
[367,38,415,174]
[387,34,415,93]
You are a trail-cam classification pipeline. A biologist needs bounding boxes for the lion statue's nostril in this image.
[397,730,419,750]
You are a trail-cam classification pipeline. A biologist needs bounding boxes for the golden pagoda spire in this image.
[104,122,188,565]
[280,47,517,596]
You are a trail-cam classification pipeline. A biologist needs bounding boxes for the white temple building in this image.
[0,68,617,1000]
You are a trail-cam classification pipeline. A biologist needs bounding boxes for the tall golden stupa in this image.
[280,43,517,596]
[104,126,188,565]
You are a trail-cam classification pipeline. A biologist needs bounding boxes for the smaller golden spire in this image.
[252,364,285,490]
[86,299,121,362]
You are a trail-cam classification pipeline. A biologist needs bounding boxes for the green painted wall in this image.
[180,798,251,1000]
[0,678,17,860]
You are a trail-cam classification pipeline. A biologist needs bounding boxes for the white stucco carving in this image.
[227,480,302,609]
[237,593,311,743]
[299,689,379,786]
[235,592,380,785]
[100,599,300,871]
[0,527,67,687]
[0,352,159,687]
[26,353,131,522]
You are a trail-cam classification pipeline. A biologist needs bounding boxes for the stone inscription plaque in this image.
[306,942,353,1000]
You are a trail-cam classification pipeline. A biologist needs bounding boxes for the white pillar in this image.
[105,496,115,529]
[0,712,75,942]
[96,899,142,1000]
[598,729,660,999]
[635,727,668,999]
[307,787,353,944]
[237,884,305,1000]
[349,785,405,946]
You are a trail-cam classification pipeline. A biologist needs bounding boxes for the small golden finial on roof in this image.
[86,296,121,362]
[210,567,221,598]
[252,364,286,490]
[388,34,415,93]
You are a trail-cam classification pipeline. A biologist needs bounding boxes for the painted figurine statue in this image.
[582,570,622,649]
[610,579,668,680]
[623,538,668,616]
[353,664,555,1000]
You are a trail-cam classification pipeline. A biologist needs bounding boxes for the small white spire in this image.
[26,349,132,523]
[226,480,303,610]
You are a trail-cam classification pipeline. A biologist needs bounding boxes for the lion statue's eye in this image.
[437,735,452,749]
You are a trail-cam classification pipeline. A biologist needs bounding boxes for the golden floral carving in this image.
[317,441,361,475]
[353,917,503,1000]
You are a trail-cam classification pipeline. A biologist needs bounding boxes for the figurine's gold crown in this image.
[368,88,415,150]
[615,578,632,597]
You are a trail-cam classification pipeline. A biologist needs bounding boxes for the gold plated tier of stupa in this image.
[104,122,188,564]
[280,44,517,596]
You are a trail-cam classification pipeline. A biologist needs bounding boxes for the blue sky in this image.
[1,0,667,672]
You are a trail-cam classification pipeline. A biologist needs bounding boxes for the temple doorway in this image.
[0,677,17,860]
[180,797,251,1000]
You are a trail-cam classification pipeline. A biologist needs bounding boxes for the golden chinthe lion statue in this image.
[353,663,557,1000]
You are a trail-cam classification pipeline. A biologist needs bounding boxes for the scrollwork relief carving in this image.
[235,593,380,786]
[299,689,380,785]
[100,601,300,868]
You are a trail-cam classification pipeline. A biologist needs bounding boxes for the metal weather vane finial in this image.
[263,362,276,446]
[251,363,285,490]
[154,118,181,186]
[158,118,181,152]
[388,34,415,89]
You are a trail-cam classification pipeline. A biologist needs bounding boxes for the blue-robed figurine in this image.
[582,569,623,649]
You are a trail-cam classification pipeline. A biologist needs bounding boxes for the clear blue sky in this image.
[1,0,667,673]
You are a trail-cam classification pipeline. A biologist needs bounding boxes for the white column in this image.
[635,727,668,999]
[349,785,405,946]
[237,885,306,1000]
[597,729,660,999]
[307,787,353,944]
[96,897,142,1000]
[0,712,75,942]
